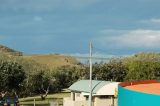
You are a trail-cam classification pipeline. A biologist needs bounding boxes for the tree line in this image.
[0,52,160,98]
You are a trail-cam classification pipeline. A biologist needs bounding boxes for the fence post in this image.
[34,99,36,106]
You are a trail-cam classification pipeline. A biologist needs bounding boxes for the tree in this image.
[125,61,160,81]
[92,59,126,82]
[124,53,160,81]
[0,60,26,95]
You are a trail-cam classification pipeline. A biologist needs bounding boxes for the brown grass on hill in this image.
[23,54,78,69]
[0,45,22,56]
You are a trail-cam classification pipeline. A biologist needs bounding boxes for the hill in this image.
[23,54,78,69]
[0,45,22,56]
[0,44,78,68]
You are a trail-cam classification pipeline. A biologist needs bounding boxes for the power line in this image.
[93,46,122,57]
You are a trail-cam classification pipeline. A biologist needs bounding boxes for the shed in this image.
[64,80,119,106]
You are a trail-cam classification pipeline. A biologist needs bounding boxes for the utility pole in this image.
[89,42,92,106]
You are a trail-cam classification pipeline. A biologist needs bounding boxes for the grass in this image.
[19,92,70,106]
[0,45,78,68]
[23,54,78,69]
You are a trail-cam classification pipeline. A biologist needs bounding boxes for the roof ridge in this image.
[92,81,103,92]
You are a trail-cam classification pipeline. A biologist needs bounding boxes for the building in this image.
[63,80,119,106]
[118,80,160,106]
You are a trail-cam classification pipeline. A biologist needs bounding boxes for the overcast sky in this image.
[0,0,160,56]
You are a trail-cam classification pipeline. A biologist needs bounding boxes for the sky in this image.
[0,0,160,56]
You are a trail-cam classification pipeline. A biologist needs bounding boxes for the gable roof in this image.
[68,80,112,94]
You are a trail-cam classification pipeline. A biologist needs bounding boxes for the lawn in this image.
[19,92,70,106]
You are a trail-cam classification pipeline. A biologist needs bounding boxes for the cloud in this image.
[94,29,160,49]
[99,29,128,36]
[141,18,160,24]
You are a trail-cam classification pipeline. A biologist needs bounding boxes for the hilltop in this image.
[0,45,23,56]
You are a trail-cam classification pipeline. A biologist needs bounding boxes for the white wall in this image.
[63,92,117,106]
[94,96,117,106]
[63,97,75,106]
[75,93,86,101]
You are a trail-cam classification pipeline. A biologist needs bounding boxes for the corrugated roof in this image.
[68,80,112,94]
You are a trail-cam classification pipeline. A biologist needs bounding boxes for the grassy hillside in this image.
[23,54,78,69]
[0,44,78,69]
[0,45,22,56]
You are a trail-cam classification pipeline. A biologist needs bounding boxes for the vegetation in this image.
[0,45,22,56]
[0,52,81,98]
[19,93,70,106]
[124,53,160,81]
[0,59,25,94]
[92,59,126,81]
[1,45,160,99]
[23,54,78,69]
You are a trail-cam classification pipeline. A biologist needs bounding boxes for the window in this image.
[99,95,111,99]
